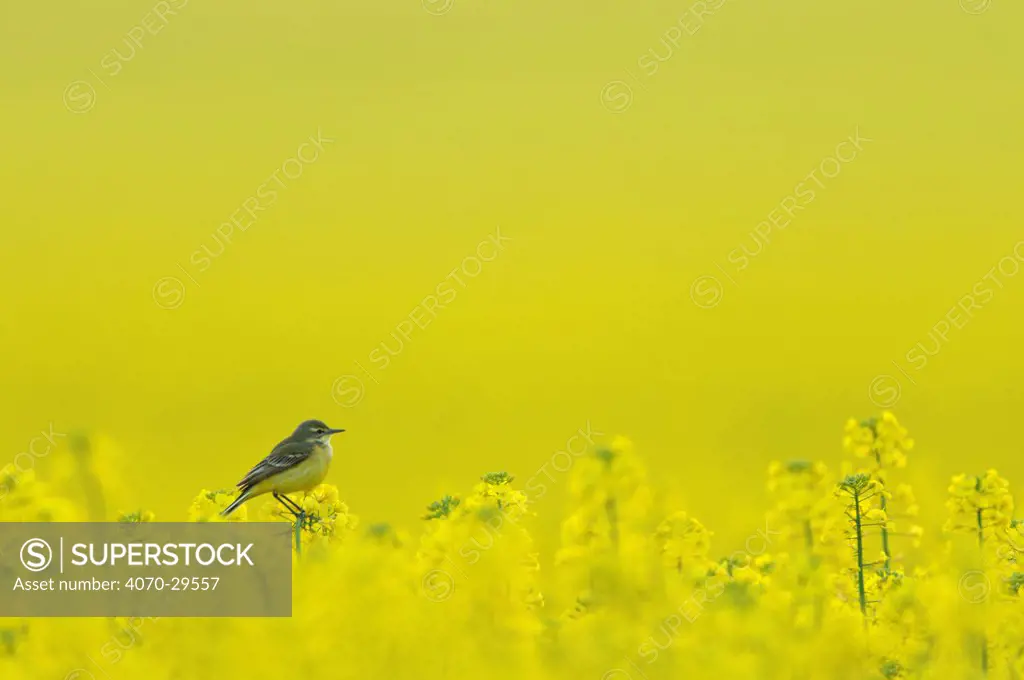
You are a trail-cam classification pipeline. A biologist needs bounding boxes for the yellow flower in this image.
[865,508,888,522]
[188,488,244,521]
[3,416,1022,680]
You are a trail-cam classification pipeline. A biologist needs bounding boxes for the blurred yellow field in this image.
[2,0,1023,677]
[3,413,1024,678]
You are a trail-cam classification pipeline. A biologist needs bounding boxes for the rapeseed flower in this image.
[2,414,1022,679]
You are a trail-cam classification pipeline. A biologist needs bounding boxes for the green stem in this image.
[853,489,868,621]
[804,518,821,629]
[605,497,619,550]
[294,512,304,556]
[975,476,988,675]
[802,518,827,630]
[874,452,890,573]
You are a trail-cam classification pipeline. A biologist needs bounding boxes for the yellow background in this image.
[1,0,1022,549]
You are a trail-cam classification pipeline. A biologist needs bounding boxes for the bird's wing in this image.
[236,439,314,490]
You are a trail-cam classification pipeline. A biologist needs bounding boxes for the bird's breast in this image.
[311,442,333,470]
[319,441,333,462]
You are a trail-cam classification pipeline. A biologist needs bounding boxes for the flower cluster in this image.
[4,415,1024,679]
[843,413,915,472]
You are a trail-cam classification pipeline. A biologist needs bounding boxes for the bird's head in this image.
[293,419,345,443]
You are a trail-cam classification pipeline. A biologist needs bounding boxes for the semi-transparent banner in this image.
[0,522,292,617]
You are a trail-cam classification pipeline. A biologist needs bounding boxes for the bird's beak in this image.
[328,428,346,434]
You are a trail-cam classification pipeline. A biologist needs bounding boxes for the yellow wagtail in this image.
[220,419,345,518]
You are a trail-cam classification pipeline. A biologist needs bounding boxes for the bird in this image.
[220,419,345,519]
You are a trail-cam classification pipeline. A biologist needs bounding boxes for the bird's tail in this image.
[220,488,252,517]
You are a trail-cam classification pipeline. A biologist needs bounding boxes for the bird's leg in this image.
[271,492,294,515]
[273,492,310,538]
[273,492,305,518]
[275,493,302,516]
[285,492,305,515]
